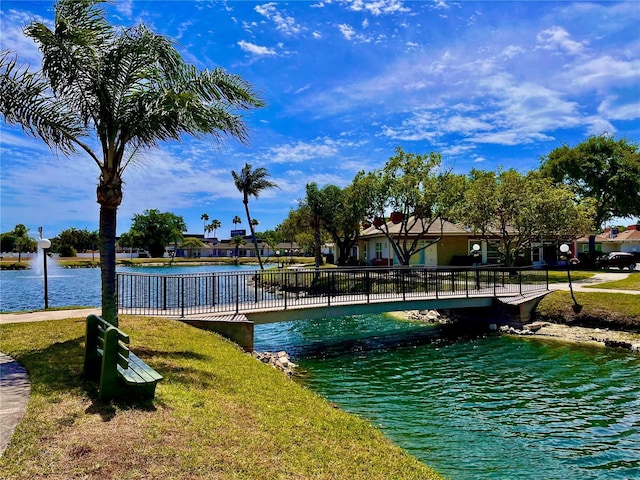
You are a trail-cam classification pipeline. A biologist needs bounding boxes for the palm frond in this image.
[0,52,85,154]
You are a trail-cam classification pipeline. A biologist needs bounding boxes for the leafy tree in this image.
[201,213,209,237]
[352,147,464,266]
[540,134,640,229]
[11,224,34,261]
[52,228,99,257]
[127,209,187,258]
[179,237,206,258]
[0,1,263,325]
[307,183,367,265]
[231,163,278,270]
[0,232,17,253]
[304,183,325,268]
[461,169,594,266]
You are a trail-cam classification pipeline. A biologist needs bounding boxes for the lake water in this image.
[255,316,640,480]
[2,265,639,479]
[0,263,256,312]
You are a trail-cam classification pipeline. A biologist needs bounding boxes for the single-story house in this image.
[358,217,493,267]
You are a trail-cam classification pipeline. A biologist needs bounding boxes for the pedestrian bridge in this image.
[117,266,550,349]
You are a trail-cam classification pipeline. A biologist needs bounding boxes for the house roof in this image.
[360,217,469,238]
[576,224,640,244]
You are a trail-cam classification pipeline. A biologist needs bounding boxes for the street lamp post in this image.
[560,243,582,313]
[471,243,481,289]
[276,250,281,269]
[37,237,51,309]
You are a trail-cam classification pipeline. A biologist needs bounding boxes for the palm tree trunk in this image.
[97,175,122,327]
[244,201,264,270]
[99,203,118,326]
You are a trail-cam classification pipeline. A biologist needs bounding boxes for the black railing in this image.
[116,266,549,318]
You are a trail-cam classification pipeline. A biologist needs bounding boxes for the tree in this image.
[12,224,33,262]
[127,209,187,258]
[461,169,594,266]
[231,163,278,270]
[540,134,640,229]
[232,216,242,229]
[0,1,263,325]
[304,184,325,268]
[52,228,99,257]
[352,147,464,266]
[201,213,209,237]
[179,237,205,258]
[231,235,246,263]
[208,219,221,239]
[307,183,367,265]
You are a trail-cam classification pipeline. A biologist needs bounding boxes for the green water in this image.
[255,315,640,480]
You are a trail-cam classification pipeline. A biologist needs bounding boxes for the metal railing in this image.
[117,266,548,317]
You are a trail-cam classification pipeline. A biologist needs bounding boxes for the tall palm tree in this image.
[232,215,242,229]
[231,163,278,270]
[201,213,209,238]
[210,219,221,239]
[0,1,263,325]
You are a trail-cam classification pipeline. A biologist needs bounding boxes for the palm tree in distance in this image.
[231,164,278,270]
[232,215,242,230]
[0,1,263,325]
[210,219,221,239]
[201,213,209,237]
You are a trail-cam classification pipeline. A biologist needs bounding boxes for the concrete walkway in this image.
[0,308,98,457]
[0,271,637,456]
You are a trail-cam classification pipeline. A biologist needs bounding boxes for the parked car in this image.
[595,252,636,270]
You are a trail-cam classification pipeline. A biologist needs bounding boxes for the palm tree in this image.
[231,235,246,265]
[233,215,242,229]
[210,219,221,239]
[201,213,209,238]
[231,164,278,270]
[0,1,263,325]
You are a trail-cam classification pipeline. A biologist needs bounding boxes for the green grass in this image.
[0,316,441,480]
[583,272,640,291]
[546,270,595,283]
[537,290,640,333]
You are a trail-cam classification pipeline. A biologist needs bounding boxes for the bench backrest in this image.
[84,314,131,377]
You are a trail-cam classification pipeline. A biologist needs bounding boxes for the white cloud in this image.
[338,23,356,41]
[598,96,640,121]
[265,139,339,164]
[114,0,133,18]
[567,56,640,90]
[1,9,49,66]
[254,2,302,36]
[535,26,585,55]
[237,40,277,56]
[347,0,411,16]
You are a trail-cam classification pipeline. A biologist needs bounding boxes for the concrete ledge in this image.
[179,315,254,352]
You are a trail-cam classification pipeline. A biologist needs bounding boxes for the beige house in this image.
[575,224,640,255]
[358,217,490,266]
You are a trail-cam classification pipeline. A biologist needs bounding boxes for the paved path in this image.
[551,271,640,294]
[0,272,637,456]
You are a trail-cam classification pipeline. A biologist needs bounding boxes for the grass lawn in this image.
[583,271,640,291]
[537,290,640,332]
[0,316,441,480]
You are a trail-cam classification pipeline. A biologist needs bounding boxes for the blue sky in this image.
[1,0,639,239]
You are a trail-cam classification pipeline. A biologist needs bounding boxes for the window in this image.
[375,242,383,260]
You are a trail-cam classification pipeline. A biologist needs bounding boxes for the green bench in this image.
[83,314,162,401]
